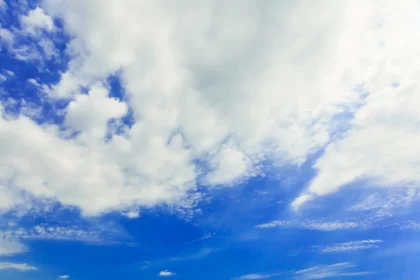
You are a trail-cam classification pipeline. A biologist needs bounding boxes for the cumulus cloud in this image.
[21,7,54,34]
[316,240,383,253]
[293,0,420,208]
[0,0,419,215]
[0,262,38,271]
[294,263,374,280]
[159,270,175,277]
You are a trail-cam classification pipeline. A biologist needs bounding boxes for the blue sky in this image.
[1,0,420,279]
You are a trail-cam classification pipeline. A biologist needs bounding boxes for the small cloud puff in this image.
[159,270,175,277]
[58,275,70,279]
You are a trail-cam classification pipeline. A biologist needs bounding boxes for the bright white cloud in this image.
[317,240,382,253]
[0,262,38,271]
[21,7,54,34]
[295,263,373,280]
[159,270,175,277]
[65,83,128,142]
[0,0,419,216]
[294,0,420,208]
[123,210,140,219]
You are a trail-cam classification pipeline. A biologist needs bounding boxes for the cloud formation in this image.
[159,270,175,277]
[294,263,373,280]
[316,240,383,253]
[0,237,27,256]
[0,0,419,216]
[0,262,38,271]
[255,220,363,231]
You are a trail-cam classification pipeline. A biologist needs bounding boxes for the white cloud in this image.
[159,270,175,277]
[65,83,128,142]
[58,275,70,279]
[236,273,285,280]
[237,274,273,280]
[400,221,420,230]
[255,220,363,231]
[255,220,291,229]
[123,210,140,219]
[0,224,120,244]
[21,7,54,34]
[0,0,418,216]
[295,263,374,280]
[0,238,27,256]
[293,0,420,208]
[0,0,6,11]
[0,27,14,48]
[349,189,420,217]
[0,262,38,271]
[317,240,382,253]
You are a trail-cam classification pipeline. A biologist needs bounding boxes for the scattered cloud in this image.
[399,221,420,230]
[294,262,374,279]
[316,240,383,253]
[0,224,124,244]
[58,275,70,279]
[349,189,420,218]
[159,270,175,277]
[0,262,38,271]
[255,220,364,231]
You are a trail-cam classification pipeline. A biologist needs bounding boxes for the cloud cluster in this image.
[1,0,420,216]
[293,0,420,209]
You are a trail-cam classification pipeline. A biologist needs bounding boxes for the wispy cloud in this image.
[169,247,217,262]
[349,189,420,218]
[0,262,38,271]
[399,221,420,230]
[294,262,374,279]
[58,275,70,279]
[316,240,383,253]
[255,220,365,231]
[0,224,126,245]
[235,272,286,279]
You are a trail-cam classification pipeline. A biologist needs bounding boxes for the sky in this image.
[1,0,420,279]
